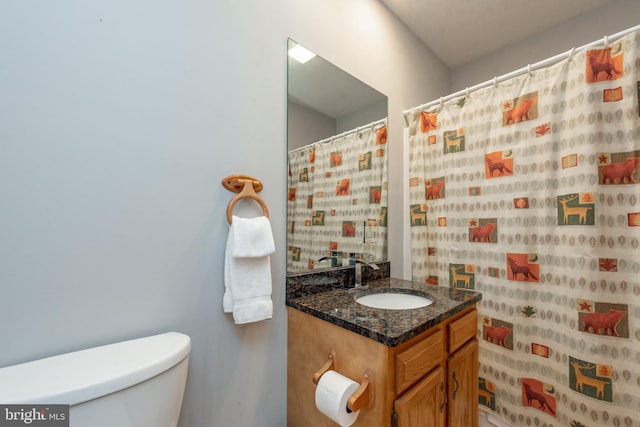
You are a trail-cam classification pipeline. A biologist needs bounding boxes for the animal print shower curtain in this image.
[407,30,640,427]
[287,123,388,272]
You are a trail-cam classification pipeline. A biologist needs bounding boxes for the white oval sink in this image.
[355,292,433,310]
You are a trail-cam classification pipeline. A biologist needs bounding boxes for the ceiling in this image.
[288,0,616,121]
[381,0,614,68]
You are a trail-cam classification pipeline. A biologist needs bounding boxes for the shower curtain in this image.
[407,30,640,427]
[287,122,388,272]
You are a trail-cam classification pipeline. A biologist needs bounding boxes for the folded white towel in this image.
[223,229,235,313]
[230,215,275,257]
[223,216,274,324]
[227,256,273,324]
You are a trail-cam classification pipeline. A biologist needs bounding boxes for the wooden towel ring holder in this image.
[222,174,269,224]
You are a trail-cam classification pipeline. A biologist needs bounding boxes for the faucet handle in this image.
[355,260,379,269]
[318,256,339,268]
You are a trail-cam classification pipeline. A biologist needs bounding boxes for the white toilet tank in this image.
[0,332,191,427]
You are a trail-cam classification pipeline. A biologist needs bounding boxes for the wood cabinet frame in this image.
[287,305,478,427]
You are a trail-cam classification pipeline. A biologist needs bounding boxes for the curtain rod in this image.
[289,117,387,154]
[403,24,640,123]
[316,117,387,145]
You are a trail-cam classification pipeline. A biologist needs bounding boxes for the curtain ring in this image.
[465,87,470,98]
[527,64,532,76]
[568,47,576,62]
[603,35,609,48]
[493,76,498,87]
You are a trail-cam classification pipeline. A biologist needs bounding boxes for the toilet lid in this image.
[0,332,190,405]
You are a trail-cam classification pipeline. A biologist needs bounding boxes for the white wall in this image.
[287,101,336,151]
[0,1,448,426]
[5,1,635,425]
[288,98,386,158]
[336,98,388,133]
[452,0,640,91]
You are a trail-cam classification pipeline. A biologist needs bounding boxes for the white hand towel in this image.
[230,215,275,257]
[228,256,273,324]
[223,216,274,324]
[223,227,235,313]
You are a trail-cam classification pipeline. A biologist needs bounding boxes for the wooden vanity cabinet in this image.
[446,339,478,427]
[393,366,446,427]
[445,306,479,427]
[287,305,478,427]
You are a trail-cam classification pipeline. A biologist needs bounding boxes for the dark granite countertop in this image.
[286,277,482,347]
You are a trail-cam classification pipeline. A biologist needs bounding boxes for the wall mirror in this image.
[287,38,389,273]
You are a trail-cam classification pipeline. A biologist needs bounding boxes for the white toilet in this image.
[0,332,191,427]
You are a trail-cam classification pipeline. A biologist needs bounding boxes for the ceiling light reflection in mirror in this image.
[288,44,316,64]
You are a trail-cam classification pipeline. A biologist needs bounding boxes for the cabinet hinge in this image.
[391,410,398,427]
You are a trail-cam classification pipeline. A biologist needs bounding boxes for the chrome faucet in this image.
[317,256,338,268]
[354,260,379,287]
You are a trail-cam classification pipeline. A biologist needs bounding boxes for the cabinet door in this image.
[394,366,446,427]
[447,339,478,427]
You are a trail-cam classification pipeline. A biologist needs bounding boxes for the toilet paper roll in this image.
[314,370,360,427]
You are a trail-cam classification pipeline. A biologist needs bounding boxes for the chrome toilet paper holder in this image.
[312,351,373,413]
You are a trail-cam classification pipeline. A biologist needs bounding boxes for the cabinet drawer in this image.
[448,309,477,353]
[395,329,444,394]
